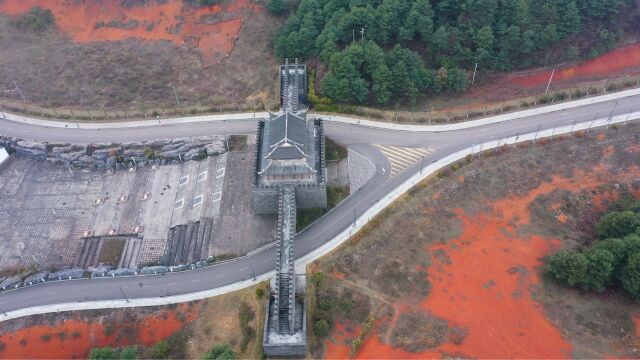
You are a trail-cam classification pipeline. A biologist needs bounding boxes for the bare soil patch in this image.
[0,282,268,359]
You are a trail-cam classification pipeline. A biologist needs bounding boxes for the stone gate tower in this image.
[258,60,325,356]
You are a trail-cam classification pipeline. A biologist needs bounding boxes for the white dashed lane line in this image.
[374,145,435,176]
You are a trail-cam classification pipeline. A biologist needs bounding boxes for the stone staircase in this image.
[272,184,297,335]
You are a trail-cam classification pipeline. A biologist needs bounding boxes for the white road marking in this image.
[240,267,248,271]
[375,145,435,176]
[216,168,225,179]
[179,175,189,187]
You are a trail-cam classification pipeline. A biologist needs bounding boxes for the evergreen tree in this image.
[622,253,640,299]
[267,0,289,15]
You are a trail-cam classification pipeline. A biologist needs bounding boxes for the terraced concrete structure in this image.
[260,61,322,356]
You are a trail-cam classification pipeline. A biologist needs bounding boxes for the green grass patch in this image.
[297,186,349,231]
[227,135,248,152]
[325,138,347,162]
[97,238,125,266]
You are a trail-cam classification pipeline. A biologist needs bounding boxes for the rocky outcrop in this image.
[23,271,50,285]
[0,275,23,290]
[140,266,168,275]
[0,135,226,169]
[48,268,86,280]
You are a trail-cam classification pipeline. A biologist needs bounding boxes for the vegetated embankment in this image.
[311,125,640,358]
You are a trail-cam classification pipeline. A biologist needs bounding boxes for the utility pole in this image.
[352,29,355,43]
[545,68,556,95]
[12,80,26,102]
[585,112,598,135]
[119,286,129,303]
[0,104,5,119]
[420,157,424,174]
[251,264,256,281]
[171,84,181,108]
[606,100,619,126]
[353,208,356,228]
[0,307,7,317]
[471,63,478,86]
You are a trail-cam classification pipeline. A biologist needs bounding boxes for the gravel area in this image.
[348,148,375,193]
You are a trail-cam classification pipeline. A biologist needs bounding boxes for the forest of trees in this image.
[274,0,635,106]
[547,204,640,299]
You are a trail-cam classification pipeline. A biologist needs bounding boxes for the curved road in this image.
[0,92,639,318]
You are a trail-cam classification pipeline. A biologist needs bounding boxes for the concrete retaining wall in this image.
[253,186,280,215]
[295,183,327,209]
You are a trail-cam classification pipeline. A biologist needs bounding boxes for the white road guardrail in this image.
[2,110,639,322]
[1,88,639,132]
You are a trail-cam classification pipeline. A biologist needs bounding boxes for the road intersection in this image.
[1,89,639,321]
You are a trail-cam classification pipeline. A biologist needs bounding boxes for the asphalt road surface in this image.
[0,93,639,315]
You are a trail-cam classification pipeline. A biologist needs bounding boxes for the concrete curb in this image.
[322,88,640,132]
[4,112,638,322]
[2,88,639,132]
[0,271,274,322]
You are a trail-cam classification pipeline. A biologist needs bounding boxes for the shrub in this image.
[255,287,264,299]
[119,347,138,360]
[90,347,119,360]
[267,0,289,15]
[622,253,640,299]
[11,7,54,33]
[539,95,554,104]
[596,211,640,239]
[548,250,588,286]
[201,344,236,360]
[465,154,473,165]
[583,248,615,291]
[238,303,255,352]
[150,341,169,359]
[554,92,568,101]
[314,319,330,337]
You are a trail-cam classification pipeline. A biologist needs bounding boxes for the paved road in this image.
[0,93,639,316]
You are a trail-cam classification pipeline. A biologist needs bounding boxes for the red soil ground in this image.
[0,303,200,359]
[508,44,640,88]
[325,164,640,359]
[0,0,262,66]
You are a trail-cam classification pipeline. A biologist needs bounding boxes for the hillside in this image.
[308,124,640,358]
[0,0,281,110]
[276,0,640,107]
